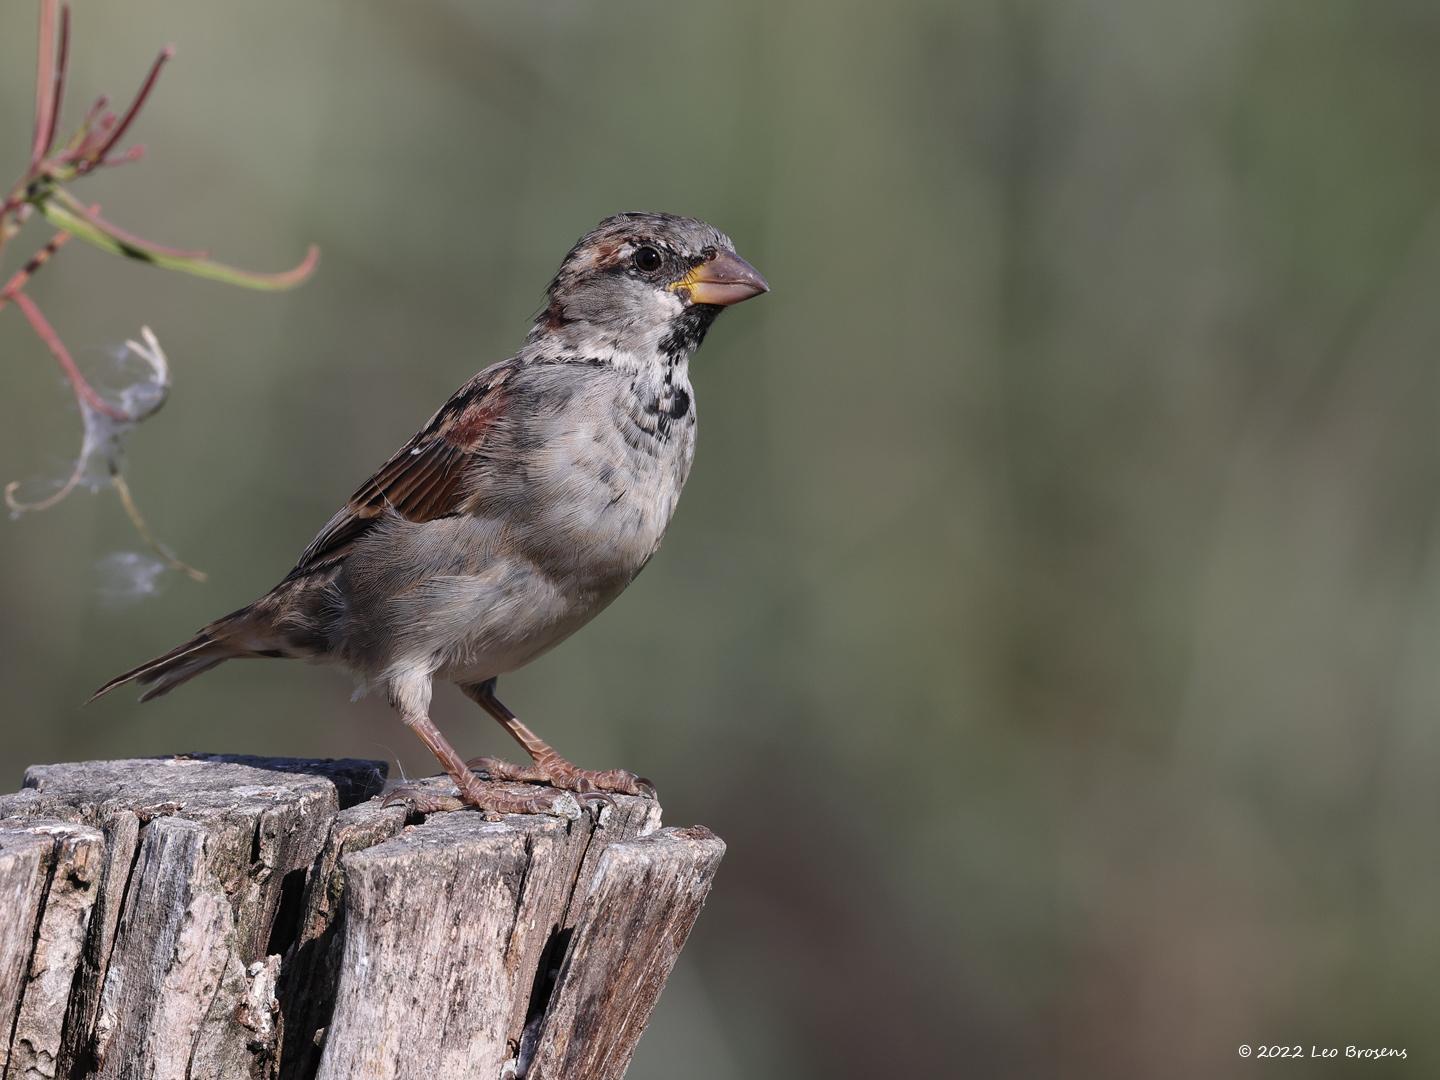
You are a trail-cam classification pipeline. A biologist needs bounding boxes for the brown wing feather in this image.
[288,361,515,576]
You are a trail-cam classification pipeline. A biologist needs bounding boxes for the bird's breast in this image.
[512,368,696,594]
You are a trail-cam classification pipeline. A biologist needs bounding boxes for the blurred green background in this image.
[6,1,1440,1076]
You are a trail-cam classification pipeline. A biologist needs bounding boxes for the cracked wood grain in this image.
[1,819,105,1080]
[0,758,721,1080]
[526,827,727,1080]
[0,756,386,1079]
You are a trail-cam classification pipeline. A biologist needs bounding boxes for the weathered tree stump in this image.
[0,755,723,1079]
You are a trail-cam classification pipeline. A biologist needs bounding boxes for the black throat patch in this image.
[632,359,694,444]
[659,304,721,359]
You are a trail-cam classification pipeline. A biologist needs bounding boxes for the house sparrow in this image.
[93,212,768,816]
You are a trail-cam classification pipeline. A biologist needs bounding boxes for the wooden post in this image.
[0,755,724,1080]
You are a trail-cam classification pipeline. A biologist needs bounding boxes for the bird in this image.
[92,212,768,817]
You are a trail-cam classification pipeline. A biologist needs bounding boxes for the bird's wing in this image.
[288,360,517,577]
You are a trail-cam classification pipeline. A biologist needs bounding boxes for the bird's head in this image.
[531,212,769,361]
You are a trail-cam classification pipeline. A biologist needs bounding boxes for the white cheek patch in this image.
[646,287,686,320]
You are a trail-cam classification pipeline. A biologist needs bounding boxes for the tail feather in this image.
[89,631,236,703]
[90,597,292,703]
[91,577,328,705]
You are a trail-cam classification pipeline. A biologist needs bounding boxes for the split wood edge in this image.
[0,755,723,1080]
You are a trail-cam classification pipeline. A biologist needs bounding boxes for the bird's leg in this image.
[461,678,656,798]
[381,676,582,818]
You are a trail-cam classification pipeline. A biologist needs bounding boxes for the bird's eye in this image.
[632,246,662,273]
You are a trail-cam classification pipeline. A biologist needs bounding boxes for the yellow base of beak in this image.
[671,249,769,306]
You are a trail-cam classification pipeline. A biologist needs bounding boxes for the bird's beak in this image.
[674,250,770,306]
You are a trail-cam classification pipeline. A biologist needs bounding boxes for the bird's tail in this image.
[89,598,299,704]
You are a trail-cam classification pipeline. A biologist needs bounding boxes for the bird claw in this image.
[381,780,581,821]
[465,755,658,800]
[577,790,615,822]
[570,769,657,800]
[381,786,467,816]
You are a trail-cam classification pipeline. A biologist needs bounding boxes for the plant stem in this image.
[11,289,129,421]
[0,229,72,314]
[111,471,207,581]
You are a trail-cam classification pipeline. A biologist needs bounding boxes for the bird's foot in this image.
[466,755,657,799]
[381,774,584,821]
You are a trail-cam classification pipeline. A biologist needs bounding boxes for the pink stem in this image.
[44,5,72,161]
[101,145,147,168]
[11,290,129,421]
[89,46,174,164]
[81,95,108,129]
[29,0,58,169]
[0,230,72,314]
